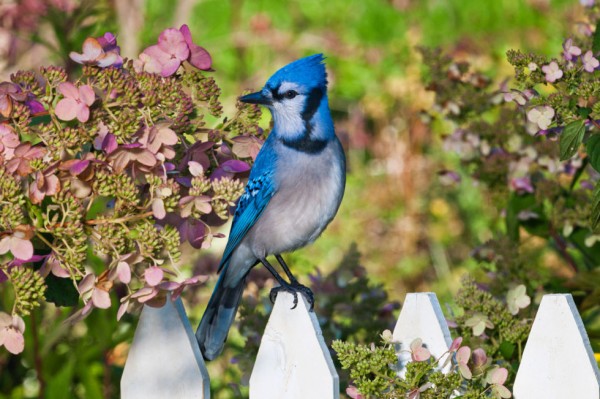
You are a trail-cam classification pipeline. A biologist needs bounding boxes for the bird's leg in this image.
[274,254,314,311]
[259,258,299,308]
[275,254,299,284]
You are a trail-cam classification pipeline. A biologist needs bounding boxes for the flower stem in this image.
[85,211,154,225]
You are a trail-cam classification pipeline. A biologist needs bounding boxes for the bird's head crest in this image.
[265,54,327,90]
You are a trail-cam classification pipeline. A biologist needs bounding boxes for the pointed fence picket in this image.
[121,291,600,399]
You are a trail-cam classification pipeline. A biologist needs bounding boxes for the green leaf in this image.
[45,358,75,398]
[578,107,592,119]
[45,274,79,307]
[560,119,585,161]
[592,181,600,231]
[593,20,600,54]
[586,134,600,173]
[499,341,516,359]
[85,196,111,220]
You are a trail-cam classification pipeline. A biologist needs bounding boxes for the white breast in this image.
[245,140,345,258]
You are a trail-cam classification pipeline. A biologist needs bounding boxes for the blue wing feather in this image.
[217,171,275,273]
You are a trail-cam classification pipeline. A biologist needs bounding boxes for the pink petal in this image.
[188,161,204,176]
[0,313,12,328]
[69,51,87,64]
[117,300,129,321]
[145,266,164,286]
[29,182,45,204]
[345,386,364,399]
[156,126,178,146]
[51,262,70,278]
[68,159,90,175]
[456,346,471,364]
[410,338,423,352]
[116,261,131,284]
[179,24,193,45]
[152,198,166,219]
[194,197,212,214]
[472,348,488,367]
[55,98,79,121]
[160,59,182,77]
[45,174,60,195]
[2,328,24,354]
[221,159,250,173]
[76,104,90,123]
[458,363,472,379]
[187,44,212,70]
[131,287,159,303]
[490,367,508,385]
[0,236,11,255]
[78,273,96,294]
[135,149,158,167]
[413,347,431,362]
[92,288,111,309]
[158,29,189,60]
[81,38,103,60]
[78,85,95,106]
[449,337,463,352]
[12,315,25,334]
[103,134,118,154]
[10,236,33,260]
[58,82,79,99]
[97,52,119,68]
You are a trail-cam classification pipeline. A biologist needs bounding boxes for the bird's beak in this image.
[239,91,272,106]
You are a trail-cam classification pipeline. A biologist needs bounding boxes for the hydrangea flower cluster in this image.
[0,26,266,353]
[334,330,512,398]
[420,2,600,296]
[332,274,534,398]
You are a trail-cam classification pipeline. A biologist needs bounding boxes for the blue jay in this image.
[196,54,346,360]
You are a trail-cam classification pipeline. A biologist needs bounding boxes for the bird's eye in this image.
[284,90,298,99]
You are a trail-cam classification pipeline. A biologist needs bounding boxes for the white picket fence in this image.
[120,292,600,399]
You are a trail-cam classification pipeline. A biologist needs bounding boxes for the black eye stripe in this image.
[271,87,283,101]
[271,86,300,101]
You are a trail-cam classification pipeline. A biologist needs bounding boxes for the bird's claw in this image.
[269,283,314,311]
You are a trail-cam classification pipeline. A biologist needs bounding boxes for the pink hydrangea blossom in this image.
[487,367,512,398]
[562,38,582,61]
[55,82,95,123]
[39,253,70,278]
[5,142,46,176]
[0,82,26,118]
[135,25,212,77]
[346,386,364,399]
[410,338,431,362]
[0,125,20,160]
[456,346,472,379]
[29,165,60,204]
[510,176,534,194]
[157,275,208,300]
[144,266,164,286]
[527,105,554,130]
[179,24,212,71]
[472,348,488,370]
[70,34,122,68]
[152,186,173,220]
[465,313,494,336]
[541,61,563,83]
[582,50,599,72]
[407,383,433,399]
[506,284,531,315]
[0,313,25,354]
[0,226,34,260]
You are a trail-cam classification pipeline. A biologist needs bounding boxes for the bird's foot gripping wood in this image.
[269,282,314,311]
